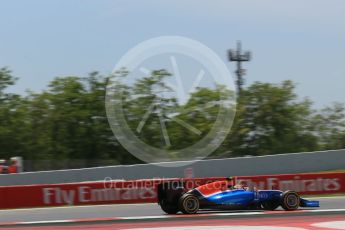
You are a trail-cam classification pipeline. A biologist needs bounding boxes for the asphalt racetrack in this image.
[1,196,345,229]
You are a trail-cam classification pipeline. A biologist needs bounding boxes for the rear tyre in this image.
[178,194,200,214]
[159,199,179,214]
[261,200,280,210]
[281,191,300,211]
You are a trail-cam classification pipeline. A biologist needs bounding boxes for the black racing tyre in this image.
[178,194,200,214]
[159,199,179,214]
[261,200,280,210]
[281,191,300,211]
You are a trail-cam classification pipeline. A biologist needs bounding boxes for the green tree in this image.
[0,67,17,99]
[0,68,27,159]
[224,81,318,156]
[313,102,345,150]
[124,69,177,150]
[2,66,345,170]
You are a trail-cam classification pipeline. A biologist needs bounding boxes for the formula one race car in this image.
[157,180,319,214]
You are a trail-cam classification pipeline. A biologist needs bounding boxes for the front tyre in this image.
[281,191,300,211]
[178,194,200,214]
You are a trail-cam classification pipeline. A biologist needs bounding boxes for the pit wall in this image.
[0,172,344,209]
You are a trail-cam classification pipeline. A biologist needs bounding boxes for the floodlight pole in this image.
[228,41,252,95]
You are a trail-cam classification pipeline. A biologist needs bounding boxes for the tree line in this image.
[0,67,344,170]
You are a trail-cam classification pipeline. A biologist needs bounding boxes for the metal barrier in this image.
[1,149,345,186]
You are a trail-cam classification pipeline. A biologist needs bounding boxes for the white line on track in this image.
[309,208,345,212]
[122,216,170,220]
[18,220,74,225]
[0,203,153,212]
[212,212,263,216]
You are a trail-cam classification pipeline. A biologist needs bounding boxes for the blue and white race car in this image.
[157,179,319,214]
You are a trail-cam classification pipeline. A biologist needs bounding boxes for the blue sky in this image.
[1,0,344,108]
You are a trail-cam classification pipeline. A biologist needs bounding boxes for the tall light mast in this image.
[228,41,252,95]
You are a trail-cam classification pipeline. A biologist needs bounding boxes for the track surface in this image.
[0,197,344,224]
[1,215,345,229]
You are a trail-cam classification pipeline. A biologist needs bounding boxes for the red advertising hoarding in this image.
[0,172,344,209]
[236,172,345,195]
